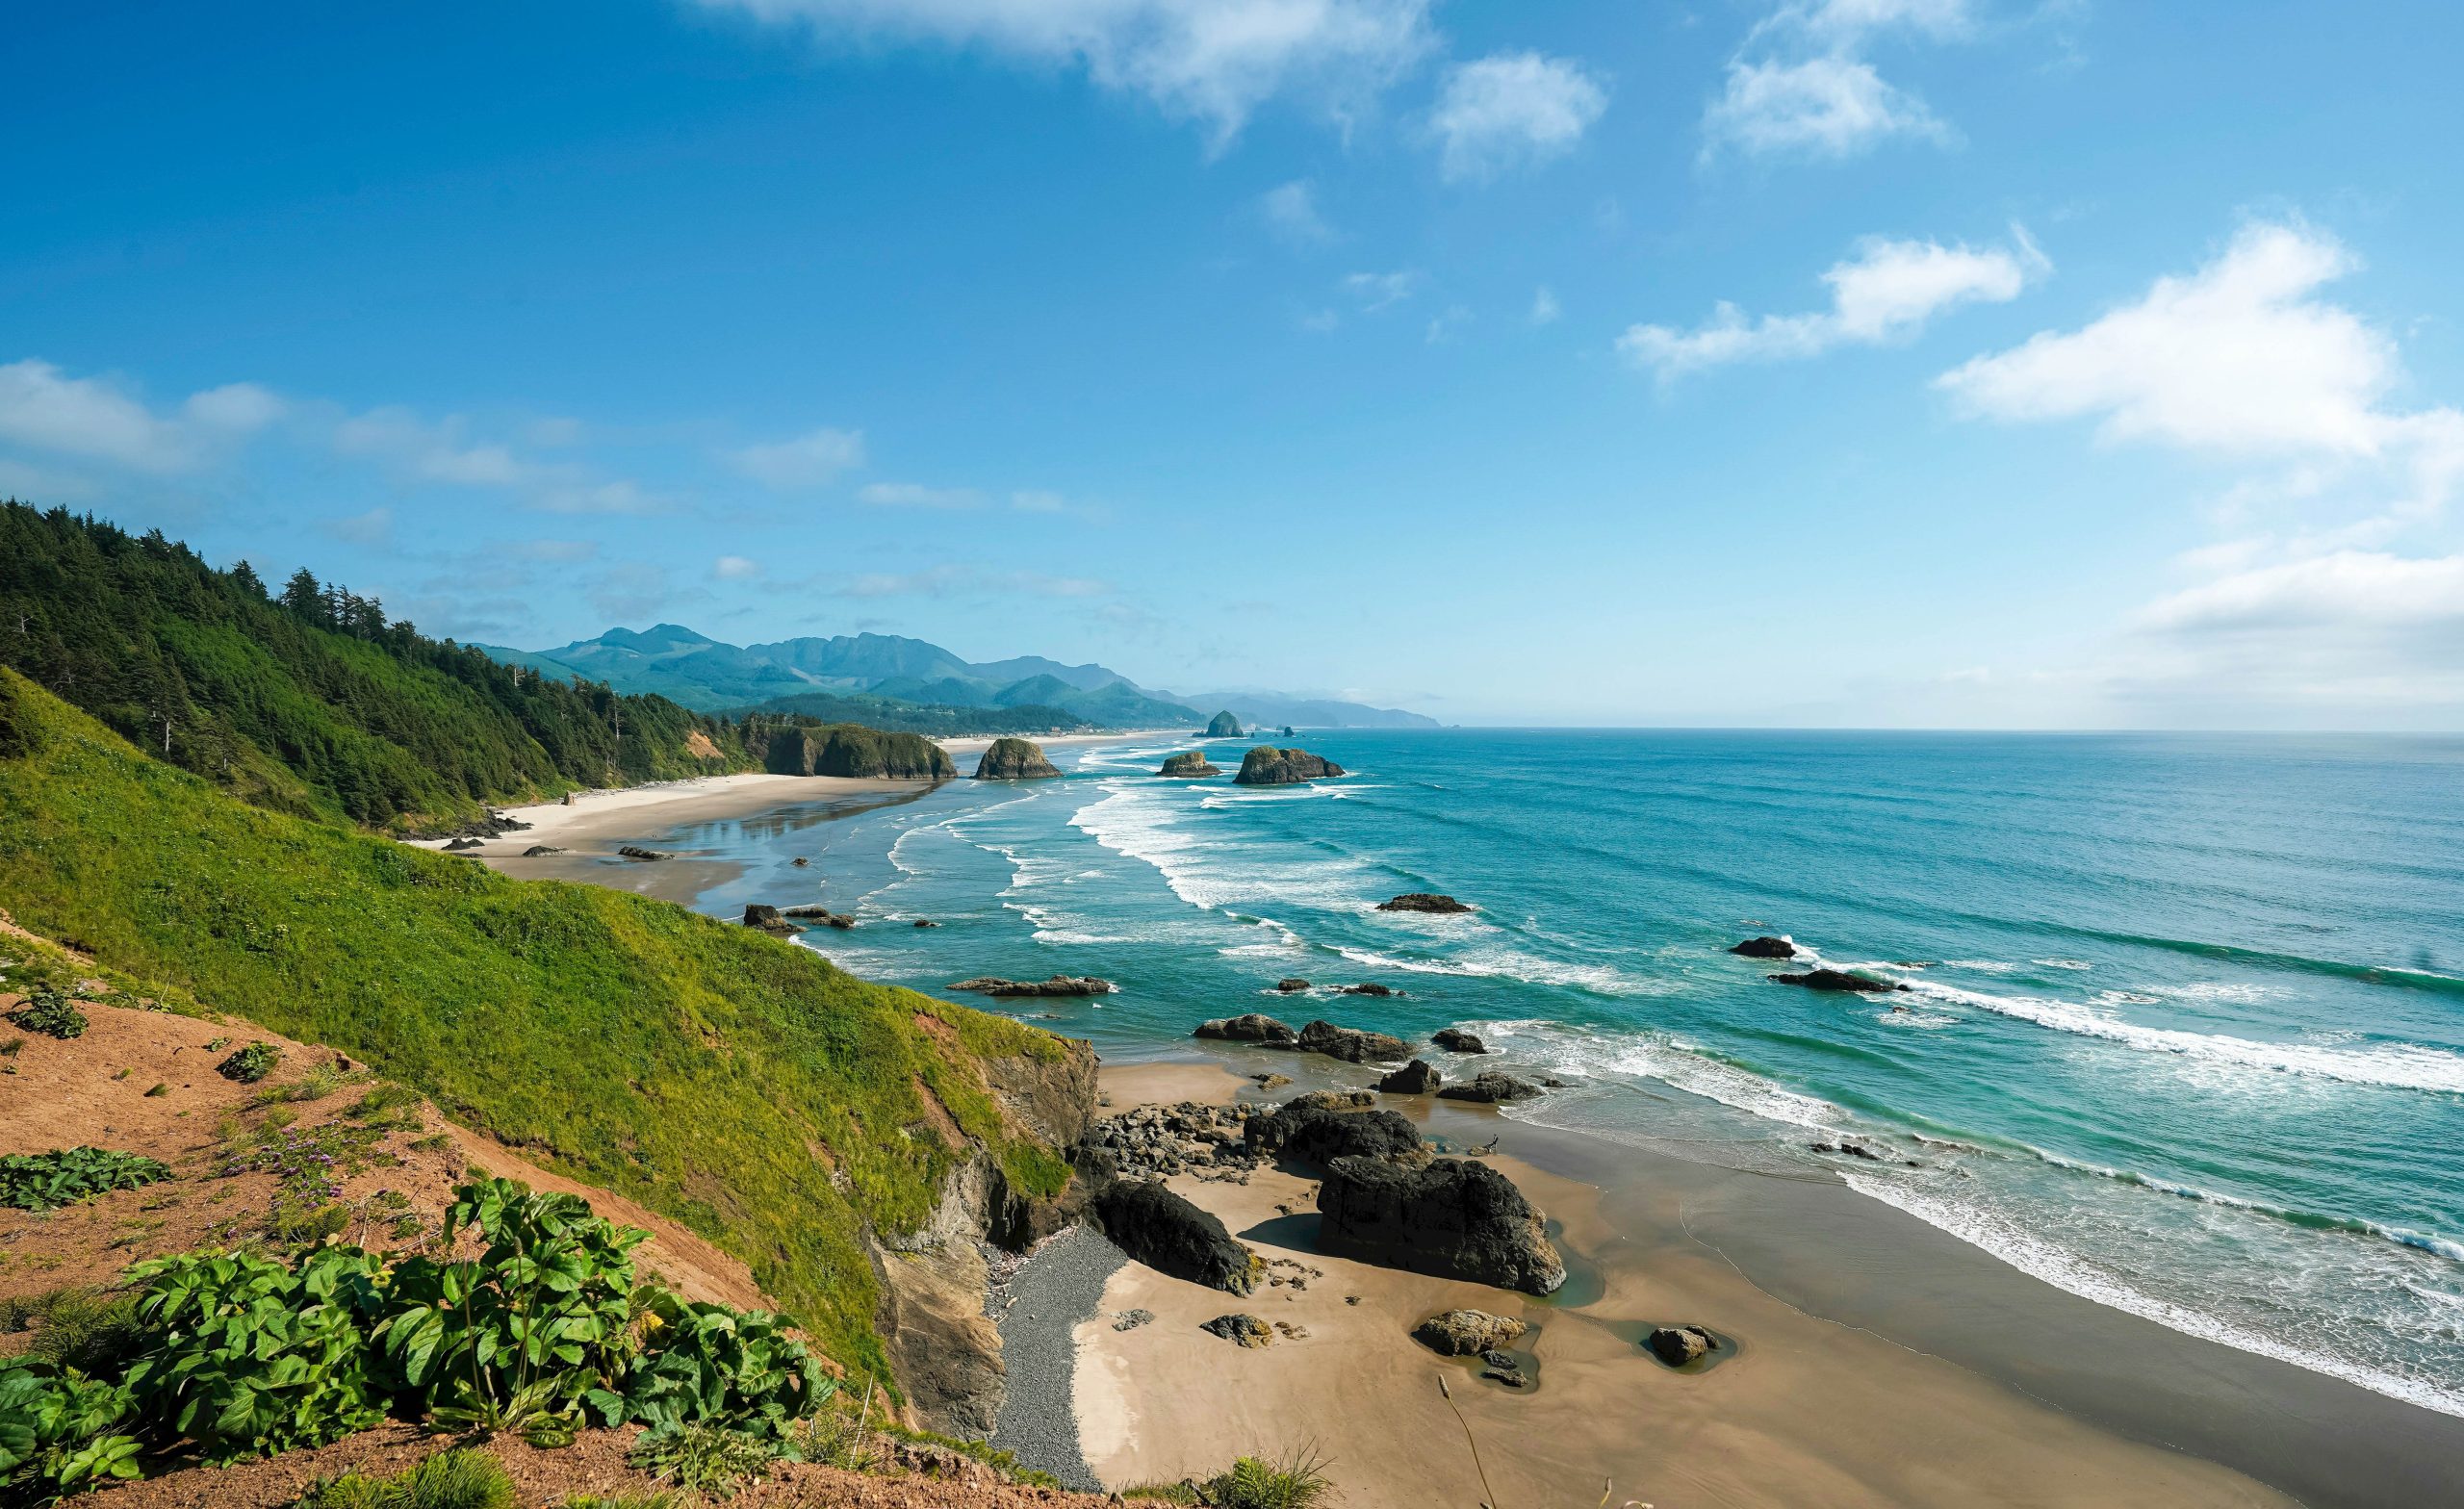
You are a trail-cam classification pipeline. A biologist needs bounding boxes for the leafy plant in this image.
[5,988,87,1040]
[124,1245,390,1463]
[616,1290,824,1441]
[0,1357,143,1501]
[0,1148,172,1212]
[218,1042,282,1084]
[295,1445,516,1509]
[626,1421,779,1499]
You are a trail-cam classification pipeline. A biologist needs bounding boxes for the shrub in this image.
[218,1042,282,1083]
[1204,1445,1340,1509]
[5,988,87,1040]
[0,1357,143,1500]
[616,1290,824,1440]
[295,1445,517,1509]
[0,1148,173,1212]
[627,1421,780,1499]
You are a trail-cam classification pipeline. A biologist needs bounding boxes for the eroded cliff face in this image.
[870,1039,1101,1434]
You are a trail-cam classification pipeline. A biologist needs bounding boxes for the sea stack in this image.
[973,737,1062,780]
[1160,750,1221,778]
[1235,745,1347,785]
[1205,709,1244,737]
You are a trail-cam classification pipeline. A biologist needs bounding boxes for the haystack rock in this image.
[1234,746,1347,786]
[1159,751,1221,778]
[1204,710,1244,738]
[974,738,1062,780]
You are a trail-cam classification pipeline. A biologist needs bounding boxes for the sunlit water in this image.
[675,729,2464,1417]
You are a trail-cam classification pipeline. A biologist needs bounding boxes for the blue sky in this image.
[7,1,2462,728]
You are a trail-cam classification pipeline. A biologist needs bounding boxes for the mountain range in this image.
[473,625,1440,729]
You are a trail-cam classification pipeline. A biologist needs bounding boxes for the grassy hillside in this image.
[0,668,1074,1380]
[0,504,757,830]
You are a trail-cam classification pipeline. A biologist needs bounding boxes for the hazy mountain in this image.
[475,625,1436,729]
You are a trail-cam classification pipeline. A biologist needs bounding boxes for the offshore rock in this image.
[1234,746,1347,785]
[1338,983,1398,998]
[1437,1071,1546,1105]
[742,904,801,934]
[1767,968,1908,993]
[1378,893,1474,914]
[1204,710,1245,738]
[1297,1019,1411,1063]
[1194,1012,1299,1046]
[951,975,1113,997]
[1160,751,1221,778]
[1375,1060,1443,1095]
[1731,935,1798,959]
[1431,1028,1489,1055]
[1317,1156,1566,1296]
[1275,978,1312,993]
[973,737,1063,780]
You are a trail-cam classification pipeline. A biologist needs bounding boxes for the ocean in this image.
[663,729,2464,1419]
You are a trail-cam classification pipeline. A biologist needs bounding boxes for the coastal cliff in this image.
[758,721,956,779]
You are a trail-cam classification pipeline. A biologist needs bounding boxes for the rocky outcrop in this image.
[616,845,671,860]
[1431,1028,1489,1055]
[1201,1313,1271,1347]
[1288,1089,1374,1112]
[1646,1324,1718,1366]
[1234,746,1347,786]
[1274,978,1311,994]
[1376,1060,1442,1095]
[742,904,800,934]
[444,837,485,851]
[522,845,564,857]
[1245,1102,1424,1167]
[1378,893,1473,914]
[1413,1310,1528,1357]
[951,975,1114,997]
[1194,1012,1298,1045]
[1092,1180,1264,1294]
[1078,1100,1253,1183]
[1159,751,1220,778]
[1730,935,1797,959]
[1297,1019,1411,1063]
[1437,1071,1545,1105]
[1338,983,1397,998]
[973,738,1063,780]
[1316,1157,1566,1295]
[912,918,939,928]
[1767,968,1907,993]
[763,724,956,780]
[1204,711,1244,738]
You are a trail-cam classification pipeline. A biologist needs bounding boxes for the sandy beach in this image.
[1060,1059,2454,1509]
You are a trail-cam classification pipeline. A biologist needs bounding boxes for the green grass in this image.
[0,669,1077,1381]
[295,1445,517,1509]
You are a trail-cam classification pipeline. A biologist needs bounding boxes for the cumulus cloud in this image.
[333,406,535,488]
[0,359,282,473]
[858,480,984,508]
[1342,269,1423,311]
[1429,51,1607,182]
[1529,286,1561,325]
[712,554,761,580]
[690,0,1435,144]
[1704,0,1970,161]
[729,425,866,489]
[1258,179,1335,245]
[1621,229,2043,378]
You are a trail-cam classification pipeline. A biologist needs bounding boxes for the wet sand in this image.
[1071,1058,2463,1509]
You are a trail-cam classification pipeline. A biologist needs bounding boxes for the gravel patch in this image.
[985,1223,1130,1493]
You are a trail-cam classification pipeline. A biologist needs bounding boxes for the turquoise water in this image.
[674,729,2464,1416]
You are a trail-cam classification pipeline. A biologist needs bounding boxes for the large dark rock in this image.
[974,738,1063,780]
[1767,968,1907,993]
[1646,1325,1717,1366]
[783,905,857,928]
[950,975,1114,997]
[764,725,955,780]
[1378,893,1473,914]
[1234,746,1347,785]
[1297,1019,1411,1063]
[1193,1012,1298,1045]
[1338,983,1398,998]
[1200,1313,1271,1347]
[1159,751,1221,778]
[1412,1310,1527,1357]
[742,904,801,934]
[1730,935,1797,959]
[1092,1180,1263,1295]
[1376,1060,1442,1095]
[1431,1028,1489,1055]
[1274,978,1312,994]
[617,845,671,861]
[1436,1071,1545,1104]
[1204,711,1245,738]
[1245,1103,1424,1166]
[1317,1157,1566,1295]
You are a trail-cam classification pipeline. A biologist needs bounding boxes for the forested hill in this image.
[0,503,754,830]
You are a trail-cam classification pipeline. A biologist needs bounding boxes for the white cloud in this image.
[1705,0,1972,162]
[1343,269,1423,311]
[1529,286,1561,325]
[858,480,983,508]
[0,359,281,473]
[1259,179,1334,245]
[1704,57,1946,159]
[321,507,395,547]
[1429,51,1607,182]
[691,0,1435,144]
[713,554,761,580]
[1424,303,1472,344]
[2138,550,2464,636]
[334,406,536,487]
[1622,229,2042,378]
[730,425,866,489]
